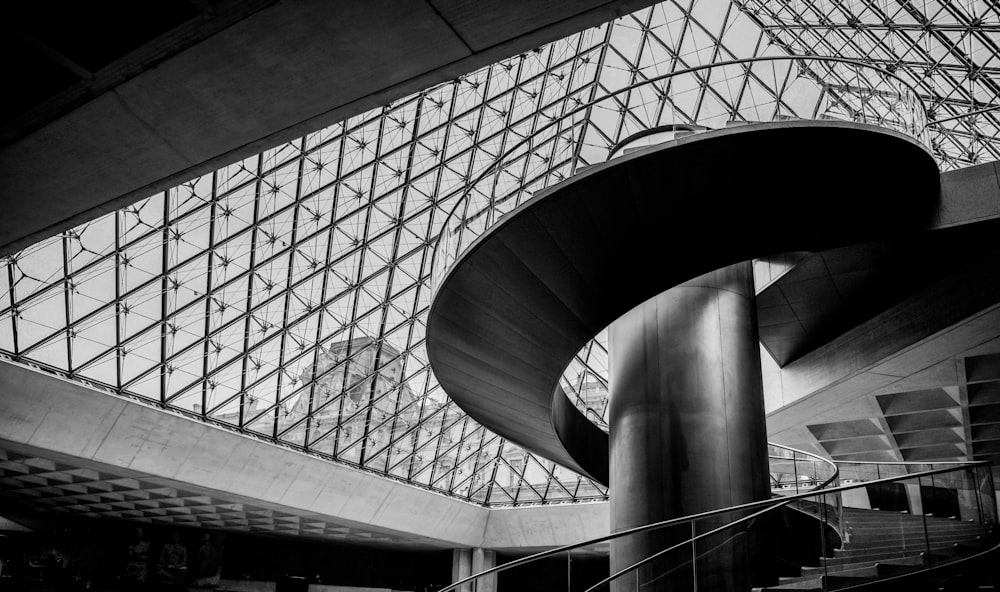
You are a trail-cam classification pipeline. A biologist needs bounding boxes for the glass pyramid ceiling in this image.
[1,0,997,506]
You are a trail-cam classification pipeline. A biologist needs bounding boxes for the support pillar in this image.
[452,548,495,592]
[472,548,497,592]
[452,549,472,592]
[905,483,924,516]
[608,262,771,591]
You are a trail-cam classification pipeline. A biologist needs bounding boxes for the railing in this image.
[442,442,838,592]
[768,443,845,541]
[430,55,928,296]
[441,459,996,592]
[768,443,839,495]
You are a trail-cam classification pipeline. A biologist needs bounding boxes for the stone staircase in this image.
[757,507,987,591]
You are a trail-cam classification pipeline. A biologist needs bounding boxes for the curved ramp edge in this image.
[427,121,941,485]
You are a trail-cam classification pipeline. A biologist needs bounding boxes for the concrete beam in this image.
[0,359,486,547]
[0,359,611,549]
[0,0,657,256]
[936,160,1000,228]
[481,503,609,552]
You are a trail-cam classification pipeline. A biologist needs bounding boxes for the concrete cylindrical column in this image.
[471,548,497,592]
[453,548,495,592]
[608,261,771,591]
[452,549,472,592]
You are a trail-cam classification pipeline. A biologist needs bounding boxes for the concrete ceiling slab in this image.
[972,424,1000,442]
[886,409,962,433]
[877,389,960,415]
[969,382,1000,406]
[901,444,965,461]
[966,353,1000,382]
[806,419,884,440]
[821,436,892,455]
[970,404,1000,425]
[894,428,964,449]
[0,0,659,256]
[429,0,613,51]
[829,451,898,462]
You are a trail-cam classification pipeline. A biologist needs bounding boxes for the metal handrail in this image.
[440,459,988,592]
[596,460,992,591]
[834,459,981,465]
[441,442,838,592]
[430,55,928,293]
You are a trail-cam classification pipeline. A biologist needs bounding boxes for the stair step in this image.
[786,564,877,582]
[758,574,878,591]
[847,527,982,537]
[839,535,981,553]
[847,525,984,535]
[875,561,923,578]
[845,523,968,531]
[751,558,928,592]
[757,576,824,591]
[822,544,974,566]
[847,531,983,544]
[843,518,970,528]
[843,513,971,523]
[834,537,979,558]
[780,555,928,588]
[754,509,990,592]
[845,516,981,525]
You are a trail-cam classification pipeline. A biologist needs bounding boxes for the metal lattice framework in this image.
[736,0,1000,168]
[1,0,996,506]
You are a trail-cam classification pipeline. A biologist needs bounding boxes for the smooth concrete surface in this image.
[608,263,770,592]
[0,360,611,550]
[217,581,277,592]
[451,549,473,592]
[759,161,1000,467]
[0,0,658,256]
[765,252,1000,448]
[450,548,496,592]
[217,583,396,592]
[757,161,1000,368]
[471,548,497,592]
[481,503,610,551]
[427,121,939,485]
[936,160,1000,229]
[775,250,1000,409]
[310,587,395,592]
[905,483,924,516]
[841,488,872,510]
[759,161,1000,414]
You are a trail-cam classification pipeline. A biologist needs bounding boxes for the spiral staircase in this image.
[425,57,1000,591]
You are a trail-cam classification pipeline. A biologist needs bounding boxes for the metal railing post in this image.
[567,550,571,592]
[974,467,985,548]
[919,475,932,567]
[691,520,698,592]
[794,454,800,495]
[819,493,829,591]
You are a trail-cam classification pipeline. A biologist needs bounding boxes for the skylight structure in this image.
[1,0,996,506]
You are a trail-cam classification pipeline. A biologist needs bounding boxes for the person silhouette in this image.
[123,528,149,583]
[156,531,187,584]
